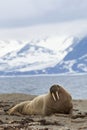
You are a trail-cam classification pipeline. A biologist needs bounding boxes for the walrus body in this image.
[8,85,73,116]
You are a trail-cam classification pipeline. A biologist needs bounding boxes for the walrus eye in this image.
[52,92,56,101]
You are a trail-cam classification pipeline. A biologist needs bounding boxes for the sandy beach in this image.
[0,93,87,130]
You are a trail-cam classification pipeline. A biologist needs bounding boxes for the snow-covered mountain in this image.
[0,36,87,75]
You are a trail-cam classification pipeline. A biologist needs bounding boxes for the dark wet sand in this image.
[0,93,87,130]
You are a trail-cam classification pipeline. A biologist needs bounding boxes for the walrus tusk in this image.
[52,92,56,101]
[56,91,59,100]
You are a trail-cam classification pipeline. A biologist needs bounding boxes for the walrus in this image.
[7,84,73,116]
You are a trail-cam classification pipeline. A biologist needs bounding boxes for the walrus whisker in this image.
[52,92,56,101]
[56,91,59,100]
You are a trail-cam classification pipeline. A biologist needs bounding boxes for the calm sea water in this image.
[0,74,87,99]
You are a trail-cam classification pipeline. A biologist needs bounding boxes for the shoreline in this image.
[0,73,87,78]
[0,93,87,130]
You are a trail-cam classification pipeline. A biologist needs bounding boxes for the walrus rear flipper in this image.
[7,101,29,115]
[7,109,22,116]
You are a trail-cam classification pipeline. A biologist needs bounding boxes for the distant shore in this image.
[0,93,87,130]
[0,73,87,77]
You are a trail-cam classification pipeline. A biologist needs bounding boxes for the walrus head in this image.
[50,84,60,101]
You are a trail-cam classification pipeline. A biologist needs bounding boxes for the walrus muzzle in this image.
[50,84,60,101]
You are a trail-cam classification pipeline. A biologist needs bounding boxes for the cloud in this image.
[0,19,87,40]
[0,0,87,28]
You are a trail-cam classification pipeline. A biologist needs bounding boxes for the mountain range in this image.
[0,36,87,76]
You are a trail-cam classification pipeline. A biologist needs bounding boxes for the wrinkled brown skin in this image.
[7,84,73,116]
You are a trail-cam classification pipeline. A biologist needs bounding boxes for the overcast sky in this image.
[0,0,87,40]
